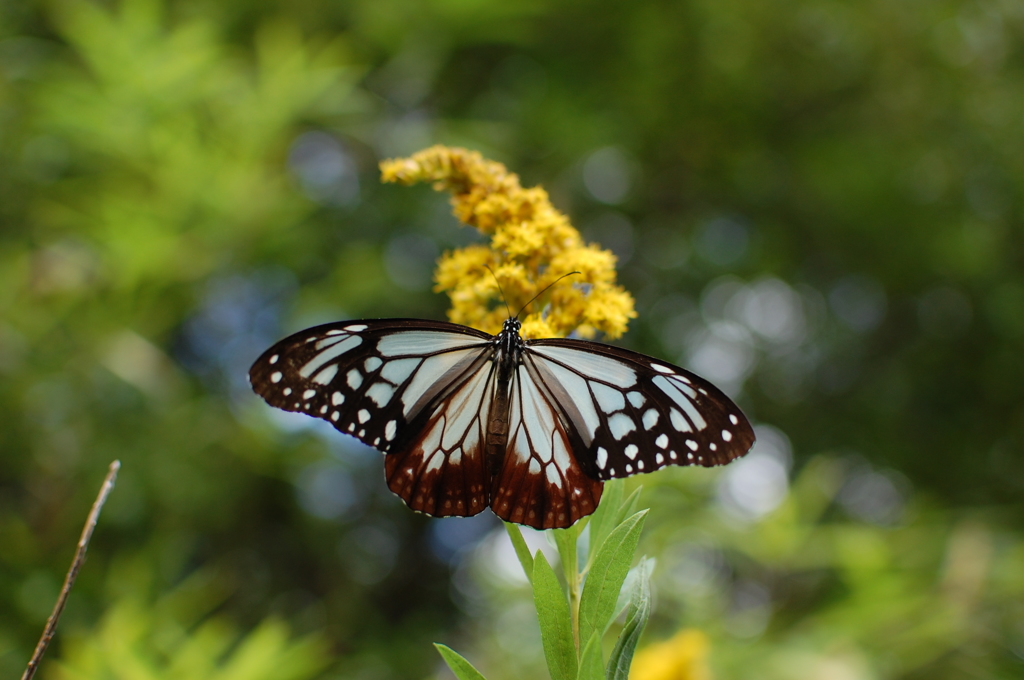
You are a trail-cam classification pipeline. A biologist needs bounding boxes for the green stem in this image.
[569,549,581,653]
[554,524,584,655]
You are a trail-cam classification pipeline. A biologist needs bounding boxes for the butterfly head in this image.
[502,317,522,335]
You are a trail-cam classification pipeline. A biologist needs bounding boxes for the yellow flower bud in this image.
[381,145,636,339]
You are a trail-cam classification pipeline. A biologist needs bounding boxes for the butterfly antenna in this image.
[515,271,581,320]
[484,265,514,320]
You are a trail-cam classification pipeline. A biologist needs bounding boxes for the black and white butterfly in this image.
[249,317,754,529]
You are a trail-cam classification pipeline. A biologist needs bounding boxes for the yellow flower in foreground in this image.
[380,145,635,339]
[629,630,712,680]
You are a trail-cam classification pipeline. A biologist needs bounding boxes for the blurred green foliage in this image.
[2,0,1023,677]
[51,564,330,680]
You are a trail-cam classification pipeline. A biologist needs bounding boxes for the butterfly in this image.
[249,316,755,529]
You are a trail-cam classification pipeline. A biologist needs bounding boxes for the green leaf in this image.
[585,479,625,570]
[533,550,578,680]
[504,522,535,584]
[577,631,605,680]
[435,644,489,680]
[616,487,643,527]
[606,558,652,680]
[578,510,648,645]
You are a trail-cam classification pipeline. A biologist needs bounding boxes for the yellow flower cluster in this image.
[629,629,712,680]
[380,145,635,339]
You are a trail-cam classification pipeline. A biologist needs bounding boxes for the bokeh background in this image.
[2,0,1023,678]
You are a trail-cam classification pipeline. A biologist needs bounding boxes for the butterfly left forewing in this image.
[526,339,755,481]
[248,319,492,453]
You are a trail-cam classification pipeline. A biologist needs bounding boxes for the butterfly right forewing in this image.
[526,339,755,480]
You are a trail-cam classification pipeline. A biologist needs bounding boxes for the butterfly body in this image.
[483,317,525,475]
[250,317,754,529]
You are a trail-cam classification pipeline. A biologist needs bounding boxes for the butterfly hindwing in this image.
[384,353,495,518]
[490,361,603,529]
[526,339,755,480]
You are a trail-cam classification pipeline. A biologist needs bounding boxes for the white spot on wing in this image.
[627,391,645,408]
[380,357,419,385]
[301,335,362,377]
[269,354,278,364]
[722,430,733,442]
[597,447,608,469]
[546,464,562,487]
[655,453,664,465]
[302,389,316,400]
[686,440,698,451]
[270,372,282,383]
[385,420,397,441]
[653,373,698,401]
[332,392,344,405]
[346,369,363,390]
[656,434,669,449]
[730,414,739,425]
[312,364,338,385]
[680,401,707,431]
[670,408,692,432]
[425,451,443,473]
[419,416,444,457]
[315,335,347,350]
[530,345,638,387]
[651,363,673,373]
[364,357,382,372]
[592,382,625,413]
[401,350,479,417]
[357,409,370,423]
[345,324,368,332]
[367,381,396,407]
[607,413,637,440]
[377,332,483,357]
[283,388,292,396]
[553,436,571,477]
[642,409,659,428]
[625,444,638,460]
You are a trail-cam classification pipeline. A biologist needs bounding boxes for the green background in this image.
[1,0,1022,678]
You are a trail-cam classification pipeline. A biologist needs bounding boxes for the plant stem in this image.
[569,557,581,653]
[559,529,582,653]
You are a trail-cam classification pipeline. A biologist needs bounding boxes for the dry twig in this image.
[21,460,121,680]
